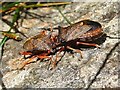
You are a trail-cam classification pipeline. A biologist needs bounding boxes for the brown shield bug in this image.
[20,30,59,68]
[51,20,105,65]
[58,19,104,43]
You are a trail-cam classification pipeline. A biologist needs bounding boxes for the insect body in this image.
[20,20,105,69]
[58,20,103,43]
[52,20,105,62]
[20,30,60,68]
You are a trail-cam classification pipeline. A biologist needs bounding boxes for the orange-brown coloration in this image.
[79,27,103,42]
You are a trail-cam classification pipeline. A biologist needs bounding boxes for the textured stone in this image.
[1,2,119,88]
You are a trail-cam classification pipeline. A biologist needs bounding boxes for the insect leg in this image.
[37,55,50,59]
[20,51,32,55]
[66,46,83,58]
[19,52,51,69]
[50,46,65,69]
[76,42,100,48]
[18,56,38,69]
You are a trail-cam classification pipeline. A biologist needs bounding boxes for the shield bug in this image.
[20,30,60,68]
[58,19,104,43]
[51,20,105,65]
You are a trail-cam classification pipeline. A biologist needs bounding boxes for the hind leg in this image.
[19,53,51,69]
[76,42,100,48]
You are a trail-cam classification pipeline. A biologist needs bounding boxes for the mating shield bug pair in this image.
[20,20,105,69]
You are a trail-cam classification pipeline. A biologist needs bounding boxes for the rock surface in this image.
[0,2,119,89]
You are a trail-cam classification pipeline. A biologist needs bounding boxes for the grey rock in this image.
[1,2,119,88]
